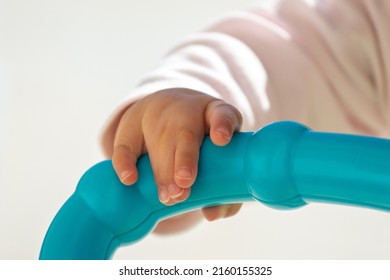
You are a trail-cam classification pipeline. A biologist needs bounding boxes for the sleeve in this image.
[101,0,390,154]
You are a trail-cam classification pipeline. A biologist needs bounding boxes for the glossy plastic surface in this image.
[40,121,390,260]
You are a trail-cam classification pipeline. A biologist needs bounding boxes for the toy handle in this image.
[293,128,390,209]
[40,121,390,260]
[40,131,254,260]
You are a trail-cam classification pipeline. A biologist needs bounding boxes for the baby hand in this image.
[112,88,242,221]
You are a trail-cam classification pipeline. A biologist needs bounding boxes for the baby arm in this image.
[101,12,272,233]
[102,0,390,233]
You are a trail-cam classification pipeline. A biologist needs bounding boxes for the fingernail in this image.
[175,167,192,180]
[159,187,170,204]
[120,170,132,183]
[216,126,231,141]
[168,184,184,199]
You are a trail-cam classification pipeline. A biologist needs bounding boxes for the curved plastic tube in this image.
[39,121,390,260]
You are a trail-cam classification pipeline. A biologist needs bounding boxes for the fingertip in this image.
[174,167,194,188]
[158,185,191,205]
[205,100,242,146]
[158,186,170,205]
[202,206,225,222]
[172,187,191,204]
[112,145,141,186]
[202,204,242,221]
[211,125,232,146]
[223,203,243,218]
[119,167,138,186]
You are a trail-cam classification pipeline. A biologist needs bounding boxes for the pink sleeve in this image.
[101,0,390,152]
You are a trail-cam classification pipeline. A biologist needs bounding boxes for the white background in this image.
[1,0,390,260]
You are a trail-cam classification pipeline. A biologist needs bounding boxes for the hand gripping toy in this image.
[39,121,390,260]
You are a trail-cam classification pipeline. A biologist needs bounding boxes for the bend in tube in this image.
[40,132,255,259]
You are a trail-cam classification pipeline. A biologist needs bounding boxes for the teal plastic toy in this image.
[39,121,390,260]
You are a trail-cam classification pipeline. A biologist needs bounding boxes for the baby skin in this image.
[105,88,243,233]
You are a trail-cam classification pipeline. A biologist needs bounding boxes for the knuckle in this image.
[113,143,131,155]
[207,100,242,125]
[113,143,128,152]
[113,143,139,163]
[223,104,243,124]
[177,129,199,145]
